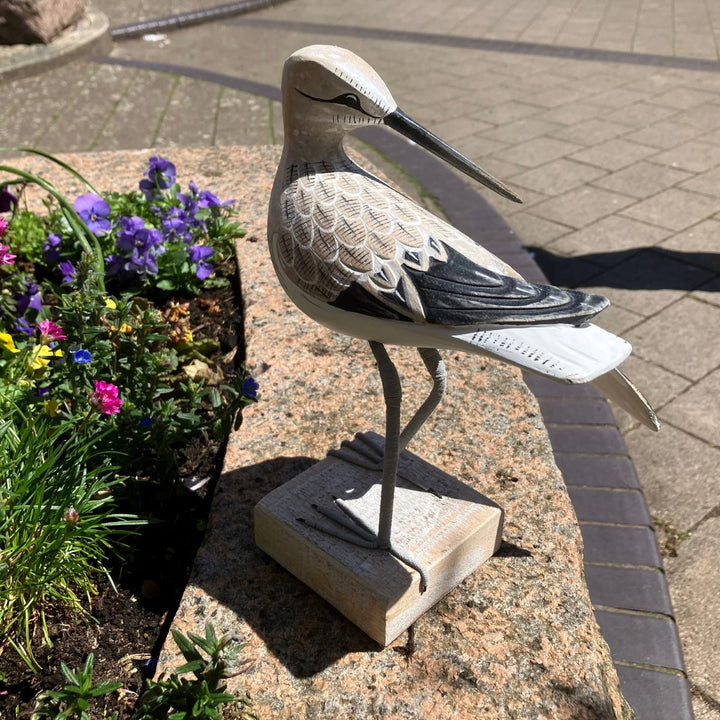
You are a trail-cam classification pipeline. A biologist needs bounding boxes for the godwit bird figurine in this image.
[267,45,659,590]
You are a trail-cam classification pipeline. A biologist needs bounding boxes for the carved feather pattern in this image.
[275,158,494,318]
[274,158,607,326]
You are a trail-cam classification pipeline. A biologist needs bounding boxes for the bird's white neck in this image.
[282,121,350,165]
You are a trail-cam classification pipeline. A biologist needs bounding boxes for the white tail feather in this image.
[592,368,660,431]
[453,322,631,383]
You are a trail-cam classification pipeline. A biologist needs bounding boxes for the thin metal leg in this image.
[398,347,446,453]
[368,340,402,551]
[300,341,437,594]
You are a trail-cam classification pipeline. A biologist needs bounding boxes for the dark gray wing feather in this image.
[332,242,609,327]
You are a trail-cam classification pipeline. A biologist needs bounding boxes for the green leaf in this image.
[188,632,215,656]
[172,628,203,663]
[88,680,122,696]
[175,660,204,675]
[60,662,79,686]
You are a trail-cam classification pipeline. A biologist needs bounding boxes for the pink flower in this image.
[89,380,123,415]
[0,241,15,266]
[0,217,8,237]
[36,319,67,343]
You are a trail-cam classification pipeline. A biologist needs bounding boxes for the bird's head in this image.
[281,44,521,203]
[282,45,395,133]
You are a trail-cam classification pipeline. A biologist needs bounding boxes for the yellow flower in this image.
[28,344,63,370]
[0,331,20,353]
[183,329,193,343]
[119,323,134,334]
[43,398,59,417]
[105,298,117,309]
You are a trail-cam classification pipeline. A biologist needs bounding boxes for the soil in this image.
[0,264,246,719]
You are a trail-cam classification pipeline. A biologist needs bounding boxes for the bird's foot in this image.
[298,496,430,593]
[330,432,441,498]
[329,432,384,470]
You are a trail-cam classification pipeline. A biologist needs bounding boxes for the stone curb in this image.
[110,0,293,41]
[0,0,293,83]
[0,7,111,83]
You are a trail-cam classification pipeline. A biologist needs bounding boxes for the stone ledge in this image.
[144,146,631,719]
[4,146,633,719]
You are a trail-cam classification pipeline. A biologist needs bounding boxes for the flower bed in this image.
[0,151,258,718]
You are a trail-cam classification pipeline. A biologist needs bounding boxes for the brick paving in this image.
[3,1,720,717]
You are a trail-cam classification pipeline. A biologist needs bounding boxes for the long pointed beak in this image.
[384,108,522,204]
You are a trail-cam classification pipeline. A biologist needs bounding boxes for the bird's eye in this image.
[339,93,363,110]
[294,88,381,119]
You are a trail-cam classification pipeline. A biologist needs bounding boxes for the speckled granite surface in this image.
[7,147,632,719]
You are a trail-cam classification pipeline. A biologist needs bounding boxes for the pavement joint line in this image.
[594,605,682,622]
[586,560,665,571]
[232,17,720,73]
[587,523,657,530]
[656,417,720,452]
[150,73,181,147]
[614,659,688,677]
[210,86,223,147]
[86,66,138,152]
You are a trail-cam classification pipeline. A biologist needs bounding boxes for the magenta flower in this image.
[0,217,8,237]
[0,241,15,266]
[89,380,123,415]
[37,319,67,343]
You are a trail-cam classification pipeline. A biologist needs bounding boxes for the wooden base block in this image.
[254,432,503,646]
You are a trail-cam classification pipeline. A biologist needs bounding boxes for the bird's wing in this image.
[276,165,608,327]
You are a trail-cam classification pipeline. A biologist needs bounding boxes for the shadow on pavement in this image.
[527,246,720,291]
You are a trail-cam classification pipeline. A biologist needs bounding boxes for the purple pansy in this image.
[115,216,149,252]
[15,317,33,336]
[59,260,77,284]
[74,193,111,236]
[161,206,192,242]
[14,278,43,315]
[0,185,17,213]
[104,254,125,278]
[198,189,234,208]
[139,155,176,199]
[242,377,259,399]
[43,233,62,263]
[112,216,165,278]
[187,244,214,280]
